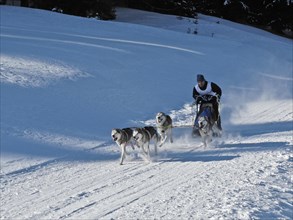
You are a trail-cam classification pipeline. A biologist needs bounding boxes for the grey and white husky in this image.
[133,126,160,159]
[197,114,214,147]
[196,103,221,147]
[155,112,173,146]
[111,128,135,165]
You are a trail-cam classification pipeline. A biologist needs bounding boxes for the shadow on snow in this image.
[1,136,117,163]
[1,121,291,166]
[224,121,292,137]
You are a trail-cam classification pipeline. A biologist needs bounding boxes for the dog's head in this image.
[111,129,122,142]
[156,112,167,125]
[198,116,209,133]
[133,128,143,142]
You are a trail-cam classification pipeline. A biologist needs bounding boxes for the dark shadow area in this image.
[159,140,289,163]
[1,135,118,163]
[1,138,119,177]
[215,141,290,154]
[172,120,292,141]
[161,153,239,163]
[225,121,292,137]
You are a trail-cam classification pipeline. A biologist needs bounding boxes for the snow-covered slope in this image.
[1,6,292,219]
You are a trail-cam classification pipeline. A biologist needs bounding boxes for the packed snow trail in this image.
[1,6,292,220]
[1,132,292,219]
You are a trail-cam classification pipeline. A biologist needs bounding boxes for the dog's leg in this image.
[141,142,150,160]
[208,130,213,144]
[212,124,222,137]
[203,135,212,148]
[199,130,206,148]
[130,140,135,150]
[120,144,126,165]
[159,133,167,147]
[135,140,140,148]
[202,136,207,148]
[146,142,151,161]
[154,138,158,155]
[201,136,205,147]
[157,132,162,147]
[169,128,173,143]
[141,143,148,155]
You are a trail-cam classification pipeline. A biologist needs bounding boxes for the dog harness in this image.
[194,106,213,128]
[118,129,132,145]
[143,128,152,140]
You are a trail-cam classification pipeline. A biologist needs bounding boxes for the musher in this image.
[192,74,222,136]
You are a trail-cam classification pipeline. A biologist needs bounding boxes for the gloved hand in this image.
[196,96,203,104]
[211,96,217,102]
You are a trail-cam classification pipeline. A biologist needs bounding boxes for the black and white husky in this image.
[155,112,173,147]
[133,126,160,160]
[111,128,135,165]
[196,103,221,147]
[197,115,214,147]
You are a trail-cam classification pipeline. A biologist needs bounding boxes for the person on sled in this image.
[192,74,222,136]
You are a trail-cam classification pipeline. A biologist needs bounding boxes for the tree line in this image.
[12,0,293,37]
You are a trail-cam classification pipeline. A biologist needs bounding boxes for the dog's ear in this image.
[156,112,163,117]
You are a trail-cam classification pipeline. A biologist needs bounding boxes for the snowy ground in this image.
[0,6,292,219]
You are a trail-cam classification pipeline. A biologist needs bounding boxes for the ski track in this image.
[1,26,204,55]
[1,101,292,219]
[1,138,292,219]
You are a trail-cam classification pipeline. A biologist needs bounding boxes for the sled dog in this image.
[155,112,173,147]
[111,128,135,165]
[196,103,218,147]
[197,114,214,147]
[133,126,160,159]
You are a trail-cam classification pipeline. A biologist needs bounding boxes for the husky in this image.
[133,126,160,160]
[197,114,214,147]
[196,103,221,147]
[111,128,136,165]
[155,112,173,147]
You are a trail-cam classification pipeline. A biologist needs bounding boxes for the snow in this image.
[1,6,292,219]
